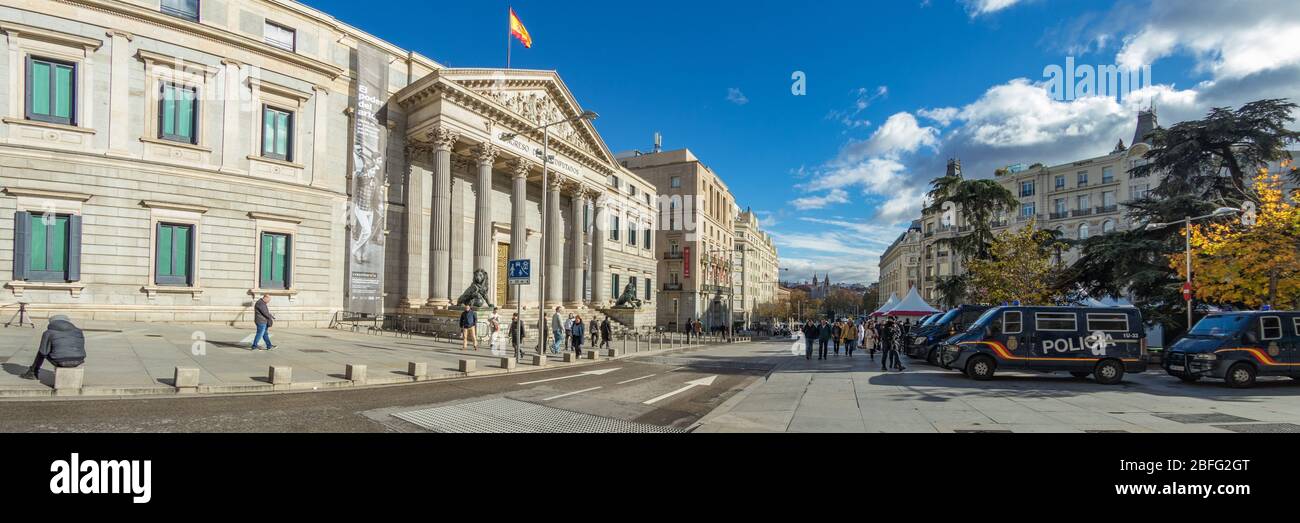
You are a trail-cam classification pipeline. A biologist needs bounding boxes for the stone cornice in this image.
[0,20,103,51]
[2,187,93,202]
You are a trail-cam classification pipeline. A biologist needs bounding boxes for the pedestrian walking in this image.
[853,320,865,358]
[459,305,478,351]
[509,312,527,360]
[550,307,564,354]
[19,315,86,380]
[564,314,575,351]
[880,319,895,371]
[839,319,854,356]
[817,319,831,360]
[801,321,818,360]
[252,294,276,351]
[571,315,586,358]
[600,317,612,349]
[487,307,502,354]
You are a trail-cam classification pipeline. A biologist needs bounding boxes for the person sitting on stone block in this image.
[20,315,86,380]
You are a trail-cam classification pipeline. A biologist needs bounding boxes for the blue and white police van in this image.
[1163,311,1300,388]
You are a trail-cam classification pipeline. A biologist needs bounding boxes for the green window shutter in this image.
[12,212,30,281]
[612,274,619,299]
[66,214,81,282]
[262,107,275,156]
[175,225,190,281]
[161,85,176,137]
[275,111,289,156]
[282,235,292,289]
[260,233,273,286]
[29,214,47,272]
[177,88,194,141]
[158,224,174,278]
[49,216,68,272]
[30,60,50,116]
[53,63,73,120]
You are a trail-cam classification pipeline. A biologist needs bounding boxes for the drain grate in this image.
[1156,413,1257,424]
[954,429,1013,434]
[393,397,683,433]
[1212,423,1300,434]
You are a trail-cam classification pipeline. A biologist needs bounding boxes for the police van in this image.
[906,305,992,365]
[938,306,1148,384]
[1163,311,1300,388]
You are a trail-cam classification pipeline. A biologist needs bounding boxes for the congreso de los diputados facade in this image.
[0,0,659,327]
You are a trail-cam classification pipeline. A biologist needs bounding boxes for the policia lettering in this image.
[1042,331,1116,356]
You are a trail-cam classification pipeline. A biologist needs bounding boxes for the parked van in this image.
[906,305,992,365]
[1163,311,1300,388]
[938,306,1148,384]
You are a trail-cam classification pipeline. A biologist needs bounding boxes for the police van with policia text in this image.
[939,306,1148,384]
[907,304,991,365]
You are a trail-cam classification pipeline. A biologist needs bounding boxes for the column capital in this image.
[547,175,566,192]
[404,143,433,164]
[473,143,500,166]
[508,158,531,179]
[429,126,460,152]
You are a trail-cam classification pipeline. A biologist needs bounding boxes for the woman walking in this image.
[571,315,586,358]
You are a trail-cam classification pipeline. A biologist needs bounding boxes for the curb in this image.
[0,339,750,402]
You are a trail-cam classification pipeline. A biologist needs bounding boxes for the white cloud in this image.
[1116,0,1300,81]
[963,0,1029,17]
[726,88,749,105]
[917,107,959,127]
[790,189,849,210]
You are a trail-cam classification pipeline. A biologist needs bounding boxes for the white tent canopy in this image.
[886,287,940,317]
[870,293,899,317]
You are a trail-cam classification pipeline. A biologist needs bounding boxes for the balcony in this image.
[924,231,935,238]
[663,251,683,260]
[1072,208,1094,217]
[991,220,1009,228]
[1095,205,1119,215]
[1016,214,1039,223]
[1049,212,1068,220]
[662,283,683,291]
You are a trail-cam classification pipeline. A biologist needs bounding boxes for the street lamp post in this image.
[499,110,599,353]
[1146,207,1241,331]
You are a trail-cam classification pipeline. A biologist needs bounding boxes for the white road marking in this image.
[543,387,602,401]
[518,368,621,386]
[643,375,718,405]
[617,374,657,385]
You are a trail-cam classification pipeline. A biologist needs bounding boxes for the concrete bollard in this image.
[408,362,428,379]
[606,348,617,358]
[585,351,598,360]
[346,364,368,384]
[531,354,547,367]
[54,367,84,396]
[269,366,291,390]
[563,353,577,363]
[173,367,199,393]
[458,359,476,373]
[499,357,516,370]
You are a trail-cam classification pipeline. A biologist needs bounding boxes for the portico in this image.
[391,69,655,316]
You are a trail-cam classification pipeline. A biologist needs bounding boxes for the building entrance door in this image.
[496,243,509,307]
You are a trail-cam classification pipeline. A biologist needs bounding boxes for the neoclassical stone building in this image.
[0,0,657,326]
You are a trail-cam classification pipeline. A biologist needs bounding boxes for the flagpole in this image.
[506,6,512,70]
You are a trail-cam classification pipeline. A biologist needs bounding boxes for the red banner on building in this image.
[683,246,692,279]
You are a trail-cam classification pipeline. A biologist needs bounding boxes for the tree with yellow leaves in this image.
[1174,170,1300,309]
[966,219,1069,306]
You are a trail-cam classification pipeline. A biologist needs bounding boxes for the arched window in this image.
[1102,219,1115,234]
[1078,223,1090,240]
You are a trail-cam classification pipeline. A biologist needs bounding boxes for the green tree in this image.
[966,221,1067,306]
[925,172,1019,260]
[933,274,969,308]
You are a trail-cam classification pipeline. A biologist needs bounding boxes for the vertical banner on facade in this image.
[683,246,692,279]
[346,42,389,315]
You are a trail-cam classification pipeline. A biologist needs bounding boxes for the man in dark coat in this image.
[20,315,86,380]
[817,319,832,360]
[253,294,276,351]
[600,317,613,349]
[509,312,527,360]
[801,322,818,360]
[460,305,478,351]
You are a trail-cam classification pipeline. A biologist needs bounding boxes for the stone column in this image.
[590,193,608,308]
[219,59,243,171]
[427,127,458,308]
[402,146,432,308]
[472,144,499,287]
[545,176,564,308]
[106,31,132,156]
[566,186,587,308]
[507,159,530,308]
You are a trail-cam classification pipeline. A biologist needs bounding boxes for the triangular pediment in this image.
[438,68,615,166]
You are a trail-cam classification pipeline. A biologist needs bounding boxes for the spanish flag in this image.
[509,8,532,49]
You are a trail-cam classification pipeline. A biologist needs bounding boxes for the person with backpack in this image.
[570,315,586,358]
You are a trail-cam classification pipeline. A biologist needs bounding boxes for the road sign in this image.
[508,259,531,286]
[1182,282,1194,302]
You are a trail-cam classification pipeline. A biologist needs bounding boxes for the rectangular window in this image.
[1020,181,1034,197]
[1055,175,1065,190]
[1036,312,1078,332]
[259,232,292,290]
[26,57,76,126]
[1021,203,1035,217]
[1054,199,1066,214]
[629,276,638,298]
[1102,166,1114,183]
[1077,195,1091,210]
[264,21,296,52]
[611,215,620,241]
[161,0,199,21]
[1003,311,1023,335]
[1261,316,1283,341]
[156,223,194,286]
[643,228,651,249]
[645,278,653,300]
[159,83,198,144]
[627,221,636,245]
[611,274,620,300]
[261,105,293,162]
[671,176,682,188]
[1293,317,1300,337]
[1077,171,1089,186]
[1086,313,1130,332]
[29,214,69,280]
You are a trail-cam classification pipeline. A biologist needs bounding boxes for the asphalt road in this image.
[0,341,789,432]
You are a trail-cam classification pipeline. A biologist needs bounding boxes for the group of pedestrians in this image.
[799,316,913,372]
[549,307,612,358]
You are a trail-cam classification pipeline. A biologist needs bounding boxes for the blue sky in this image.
[303,0,1300,284]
